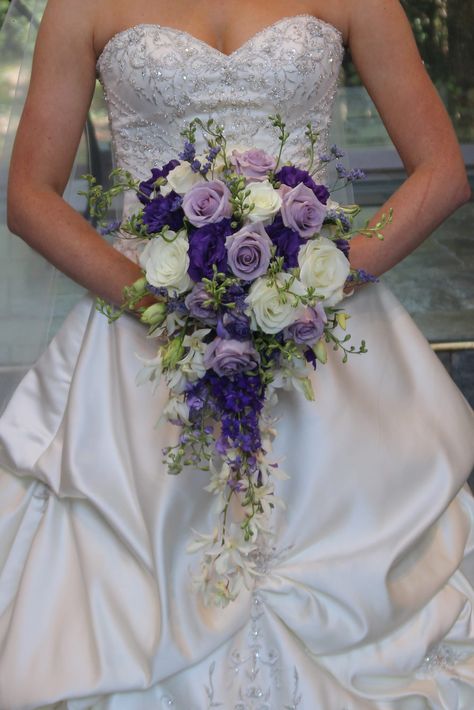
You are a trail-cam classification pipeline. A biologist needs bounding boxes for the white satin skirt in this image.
[1,283,474,709]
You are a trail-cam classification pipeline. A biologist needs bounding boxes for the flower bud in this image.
[162,338,185,369]
[140,302,167,326]
[313,339,327,364]
[129,276,148,296]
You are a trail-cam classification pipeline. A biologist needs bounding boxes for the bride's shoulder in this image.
[38,0,97,57]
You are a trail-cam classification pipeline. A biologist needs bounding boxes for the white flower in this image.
[160,162,205,196]
[139,230,193,294]
[178,328,211,381]
[268,355,315,401]
[135,351,163,392]
[162,394,190,424]
[246,179,282,223]
[298,236,350,306]
[246,272,305,334]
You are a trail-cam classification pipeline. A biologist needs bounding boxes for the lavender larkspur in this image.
[82,115,392,607]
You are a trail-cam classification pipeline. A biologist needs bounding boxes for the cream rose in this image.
[139,230,192,294]
[161,162,205,196]
[246,180,282,223]
[298,237,350,306]
[246,273,305,334]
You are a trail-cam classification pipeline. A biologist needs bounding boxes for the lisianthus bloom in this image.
[138,160,180,204]
[187,219,232,281]
[266,215,302,268]
[142,191,184,233]
[275,165,330,204]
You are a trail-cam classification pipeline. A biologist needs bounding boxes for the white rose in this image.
[139,230,193,294]
[298,237,350,306]
[246,180,282,223]
[246,273,305,334]
[161,162,205,196]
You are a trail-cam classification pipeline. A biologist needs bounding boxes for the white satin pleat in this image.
[0,284,473,708]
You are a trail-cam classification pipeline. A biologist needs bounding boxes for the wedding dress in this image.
[1,15,474,709]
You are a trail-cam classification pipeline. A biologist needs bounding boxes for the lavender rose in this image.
[187,218,232,281]
[284,303,327,345]
[275,166,330,204]
[182,180,233,227]
[204,337,260,376]
[281,182,327,239]
[230,148,276,181]
[142,191,184,233]
[225,222,273,281]
[184,282,218,325]
[138,161,180,204]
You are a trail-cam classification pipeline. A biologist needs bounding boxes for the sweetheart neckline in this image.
[96,13,344,69]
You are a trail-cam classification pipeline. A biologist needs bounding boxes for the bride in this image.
[1,0,474,707]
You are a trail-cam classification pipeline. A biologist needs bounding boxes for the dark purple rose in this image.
[184,282,217,324]
[225,222,272,281]
[182,179,233,227]
[142,191,184,233]
[275,166,330,204]
[284,304,327,345]
[281,182,327,239]
[204,337,260,376]
[230,148,276,181]
[216,311,252,341]
[266,215,302,269]
[187,219,232,281]
[138,161,180,205]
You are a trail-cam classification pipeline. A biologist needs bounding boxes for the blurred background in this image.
[0,0,473,407]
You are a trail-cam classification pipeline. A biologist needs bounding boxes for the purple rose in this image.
[230,148,276,181]
[182,180,233,227]
[204,337,260,376]
[284,303,327,345]
[187,218,232,281]
[275,166,330,204]
[184,282,217,324]
[142,191,184,233]
[138,161,180,205]
[266,216,302,269]
[225,222,273,281]
[281,182,327,239]
[216,311,252,341]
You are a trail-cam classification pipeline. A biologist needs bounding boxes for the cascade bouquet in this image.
[82,116,391,606]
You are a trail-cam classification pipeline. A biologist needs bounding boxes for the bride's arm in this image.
[344,0,471,277]
[6,0,154,309]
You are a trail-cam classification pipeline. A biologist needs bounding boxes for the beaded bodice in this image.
[96,15,344,179]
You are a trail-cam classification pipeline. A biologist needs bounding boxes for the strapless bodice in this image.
[96,15,344,179]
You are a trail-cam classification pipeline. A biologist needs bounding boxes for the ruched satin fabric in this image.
[1,283,474,709]
[1,15,474,709]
